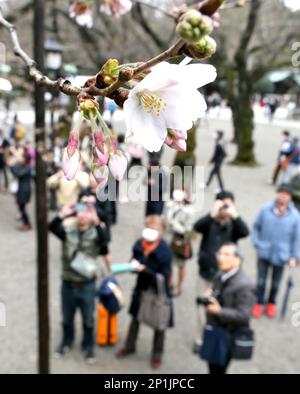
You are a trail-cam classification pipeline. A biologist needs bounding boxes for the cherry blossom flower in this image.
[109,151,128,181]
[92,165,109,189]
[62,149,81,181]
[123,61,217,152]
[93,129,109,166]
[100,0,132,18]
[62,115,83,180]
[69,0,93,28]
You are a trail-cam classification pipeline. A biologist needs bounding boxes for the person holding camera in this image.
[79,182,113,243]
[199,243,256,375]
[49,201,111,364]
[193,191,249,352]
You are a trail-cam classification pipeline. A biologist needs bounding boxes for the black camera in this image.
[221,203,230,210]
[196,296,215,306]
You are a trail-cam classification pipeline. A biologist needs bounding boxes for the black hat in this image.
[78,188,96,201]
[277,183,293,195]
[216,190,235,201]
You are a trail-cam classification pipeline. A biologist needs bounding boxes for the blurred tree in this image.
[0,0,176,73]
[2,0,299,165]
[211,0,300,165]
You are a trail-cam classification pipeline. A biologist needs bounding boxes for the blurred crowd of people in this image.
[271,130,300,192]
[1,114,300,375]
[205,92,299,122]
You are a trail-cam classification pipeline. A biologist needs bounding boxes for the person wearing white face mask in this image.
[117,215,173,369]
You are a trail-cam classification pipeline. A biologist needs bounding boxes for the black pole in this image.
[34,0,49,374]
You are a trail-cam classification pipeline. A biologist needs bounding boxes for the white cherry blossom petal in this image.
[123,61,217,152]
[127,109,167,152]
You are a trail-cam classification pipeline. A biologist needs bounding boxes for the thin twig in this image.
[0,7,88,95]
[134,0,175,19]
[0,0,225,99]
[221,0,250,10]
[134,39,185,74]
[0,6,184,98]
[100,39,185,96]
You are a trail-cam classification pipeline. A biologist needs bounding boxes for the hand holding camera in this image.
[211,199,225,218]
[211,199,239,220]
[196,296,216,306]
[59,205,76,219]
[225,205,239,219]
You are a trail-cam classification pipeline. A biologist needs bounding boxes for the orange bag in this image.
[97,304,118,346]
[281,159,289,170]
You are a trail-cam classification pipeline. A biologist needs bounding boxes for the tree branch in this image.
[235,0,262,62]
[99,39,186,96]
[133,3,168,51]
[0,7,184,98]
[55,7,107,68]
[0,0,225,100]
[4,0,33,23]
[134,0,175,19]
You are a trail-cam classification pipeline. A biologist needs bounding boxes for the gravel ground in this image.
[0,117,300,374]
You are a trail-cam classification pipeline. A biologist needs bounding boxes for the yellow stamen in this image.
[138,90,167,117]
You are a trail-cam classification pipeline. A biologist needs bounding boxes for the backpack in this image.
[97,276,124,314]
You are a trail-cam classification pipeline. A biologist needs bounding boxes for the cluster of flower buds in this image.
[183,36,217,60]
[62,95,128,190]
[164,129,188,152]
[176,9,217,60]
[176,10,213,43]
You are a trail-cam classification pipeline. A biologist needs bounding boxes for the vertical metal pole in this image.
[34,0,49,375]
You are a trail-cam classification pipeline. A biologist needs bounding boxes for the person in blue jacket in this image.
[117,215,173,369]
[252,184,300,319]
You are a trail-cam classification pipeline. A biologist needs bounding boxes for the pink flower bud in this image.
[169,138,187,152]
[94,130,105,151]
[110,135,118,151]
[92,165,109,189]
[95,145,109,166]
[62,148,81,181]
[165,135,173,146]
[109,151,128,181]
[173,129,188,140]
[67,130,79,157]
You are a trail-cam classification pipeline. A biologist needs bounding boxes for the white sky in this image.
[284,0,300,11]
